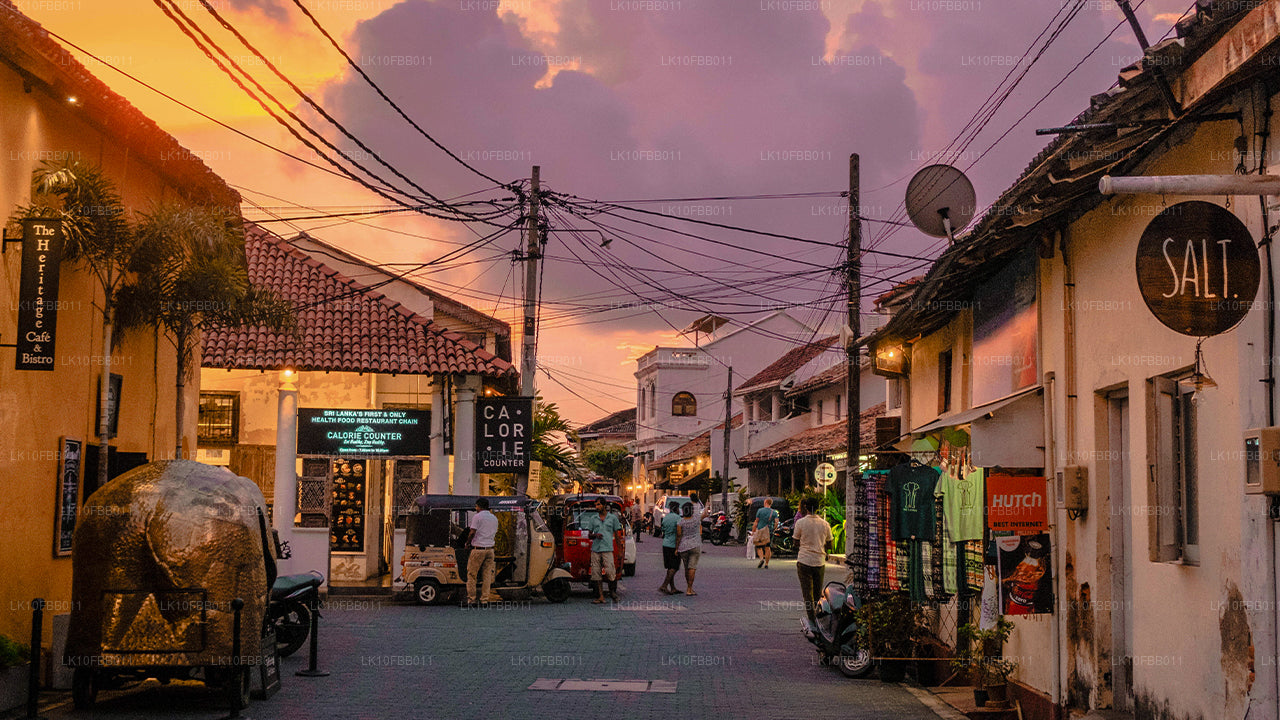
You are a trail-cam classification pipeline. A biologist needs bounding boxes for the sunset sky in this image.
[23,0,1192,426]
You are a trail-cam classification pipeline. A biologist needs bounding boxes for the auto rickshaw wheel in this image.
[72,668,97,710]
[623,563,636,577]
[415,578,444,605]
[543,578,570,603]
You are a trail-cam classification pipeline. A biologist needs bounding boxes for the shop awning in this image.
[910,386,1042,434]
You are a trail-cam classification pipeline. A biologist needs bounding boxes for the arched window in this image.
[671,392,697,417]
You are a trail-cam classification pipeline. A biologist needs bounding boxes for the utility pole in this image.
[517,166,541,495]
[720,366,732,519]
[844,154,861,566]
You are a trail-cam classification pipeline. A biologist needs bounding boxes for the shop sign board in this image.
[986,473,1047,533]
[54,437,82,557]
[814,462,837,487]
[996,533,1053,615]
[1136,200,1261,337]
[475,396,533,473]
[16,219,65,370]
[297,408,431,456]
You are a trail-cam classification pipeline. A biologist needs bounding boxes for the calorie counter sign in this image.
[475,396,534,473]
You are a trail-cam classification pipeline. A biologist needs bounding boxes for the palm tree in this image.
[531,398,584,492]
[10,161,134,490]
[115,203,293,458]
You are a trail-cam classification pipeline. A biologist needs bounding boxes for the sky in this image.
[23,0,1194,426]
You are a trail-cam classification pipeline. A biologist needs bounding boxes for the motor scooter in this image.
[771,518,798,556]
[803,580,873,678]
[268,570,323,657]
[701,511,735,545]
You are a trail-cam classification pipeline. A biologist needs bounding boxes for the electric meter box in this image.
[1060,465,1088,510]
[1244,427,1280,495]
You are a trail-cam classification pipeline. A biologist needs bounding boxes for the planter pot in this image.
[984,682,1010,709]
[0,663,30,713]
[877,659,907,683]
[972,687,988,707]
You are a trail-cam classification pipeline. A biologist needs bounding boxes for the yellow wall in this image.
[0,63,213,640]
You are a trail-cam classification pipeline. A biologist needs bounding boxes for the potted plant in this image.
[0,633,31,713]
[855,593,920,682]
[951,618,1017,708]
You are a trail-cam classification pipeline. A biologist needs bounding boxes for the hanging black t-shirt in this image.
[888,463,940,541]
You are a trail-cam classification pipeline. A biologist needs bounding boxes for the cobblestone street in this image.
[33,540,951,720]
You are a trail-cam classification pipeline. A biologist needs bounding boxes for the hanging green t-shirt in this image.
[888,463,939,541]
[935,468,984,542]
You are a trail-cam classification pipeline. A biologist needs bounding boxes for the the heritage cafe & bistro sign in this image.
[16,219,65,370]
[1135,200,1261,337]
[296,408,431,456]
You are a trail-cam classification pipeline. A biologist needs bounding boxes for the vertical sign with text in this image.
[55,437,82,556]
[17,219,65,370]
[476,396,533,473]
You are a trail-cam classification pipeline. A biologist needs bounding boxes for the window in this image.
[672,391,697,417]
[938,350,954,414]
[649,382,657,418]
[197,392,239,444]
[888,378,903,410]
[1148,375,1198,564]
[817,400,824,424]
[835,395,842,420]
[639,386,646,420]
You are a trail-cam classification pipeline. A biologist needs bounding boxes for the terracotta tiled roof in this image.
[202,225,516,378]
[651,413,743,468]
[577,407,637,437]
[0,2,237,209]
[736,403,886,466]
[737,336,839,393]
[785,362,846,398]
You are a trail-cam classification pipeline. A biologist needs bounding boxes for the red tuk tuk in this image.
[544,494,628,586]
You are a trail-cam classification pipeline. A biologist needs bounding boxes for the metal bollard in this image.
[295,593,328,678]
[26,598,44,719]
[229,598,244,718]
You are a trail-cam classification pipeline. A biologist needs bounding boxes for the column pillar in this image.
[452,375,481,495]
[428,375,448,494]
[771,392,781,421]
[273,370,298,533]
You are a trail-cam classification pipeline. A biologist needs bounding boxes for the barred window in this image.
[197,392,239,444]
[672,391,697,417]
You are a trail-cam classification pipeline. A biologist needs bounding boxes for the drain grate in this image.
[528,678,677,693]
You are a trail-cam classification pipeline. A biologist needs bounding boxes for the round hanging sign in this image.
[1135,200,1261,337]
[814,462,837,487]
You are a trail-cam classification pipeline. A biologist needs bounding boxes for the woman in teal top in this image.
[752,499,779,569]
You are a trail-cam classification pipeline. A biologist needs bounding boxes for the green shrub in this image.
[0,634,30,668]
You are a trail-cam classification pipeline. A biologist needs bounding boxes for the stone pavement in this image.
[26,540,948,720]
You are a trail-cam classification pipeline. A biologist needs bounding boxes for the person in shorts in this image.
[581,497,622,604]
[674,502,702,596]
[752,498,779,569]
[658,500,683,595]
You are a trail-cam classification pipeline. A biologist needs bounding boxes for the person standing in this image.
[752,498,779,569]
[658,500,682,594]
[793,498,833,628]
[582,498,623,604]
[465,498,498,607]
[674,502,702,596]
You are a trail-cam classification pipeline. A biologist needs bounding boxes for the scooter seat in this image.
[272,572,323,599]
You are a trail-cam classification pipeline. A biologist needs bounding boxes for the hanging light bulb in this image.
[1188,338,1216,406]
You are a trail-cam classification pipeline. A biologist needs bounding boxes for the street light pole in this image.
[517,166,541,495]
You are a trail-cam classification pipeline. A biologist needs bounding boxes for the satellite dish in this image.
[905,164,977,242]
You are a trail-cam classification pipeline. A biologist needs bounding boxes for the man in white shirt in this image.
[793,497,832,627]
[465,498,499,607]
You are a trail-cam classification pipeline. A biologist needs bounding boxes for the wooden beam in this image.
[1175,0,1280,109]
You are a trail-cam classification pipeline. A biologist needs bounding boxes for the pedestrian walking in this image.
[582,497,623,603]
[658,499,683,594]
[793,498,833,627]
[674,502,702,596]
[465,498,498,607]
[752,497,779,569]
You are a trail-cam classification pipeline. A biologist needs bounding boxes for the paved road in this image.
[31,539,949,720]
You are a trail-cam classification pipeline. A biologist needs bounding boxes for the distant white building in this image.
[631,311,815,504]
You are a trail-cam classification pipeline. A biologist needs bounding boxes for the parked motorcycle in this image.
[803,580,873,678]
[268,570,323,657]
[701,511,736,545]
[771,518,798,556]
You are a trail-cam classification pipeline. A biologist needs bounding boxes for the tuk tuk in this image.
[544,494,632,585]
[394,495,573,604]
[65,461,276,710]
